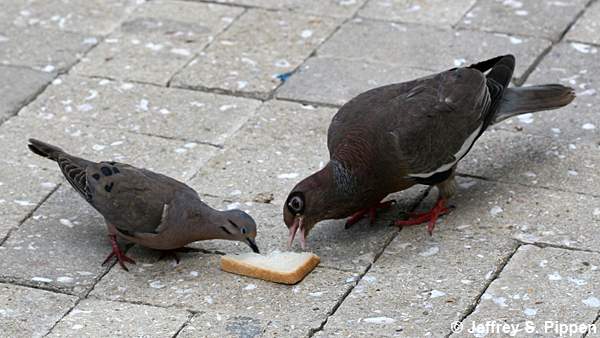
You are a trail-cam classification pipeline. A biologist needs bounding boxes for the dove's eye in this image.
[241,227,247,234]
[287,193,304,215]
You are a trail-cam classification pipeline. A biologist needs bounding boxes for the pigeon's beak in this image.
[287,216,307,250]
[246,238,260,253]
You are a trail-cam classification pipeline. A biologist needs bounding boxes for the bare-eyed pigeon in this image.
[284,55,575,248]
[28,139,259,270]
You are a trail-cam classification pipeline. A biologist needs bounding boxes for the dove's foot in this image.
[102,234,136,271]
[345,200,394,229]
[395,198,450,235]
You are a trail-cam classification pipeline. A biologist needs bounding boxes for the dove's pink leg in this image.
[395,198,450,235]
[102,234,136,271]
[345,201,394,228]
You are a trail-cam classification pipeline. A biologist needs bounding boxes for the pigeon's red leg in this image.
[102,234,136,271]
[395,198,450,235]
[345,201,394,228]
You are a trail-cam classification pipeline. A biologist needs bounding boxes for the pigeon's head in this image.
[223,209,259,253]
[283,167,334,249]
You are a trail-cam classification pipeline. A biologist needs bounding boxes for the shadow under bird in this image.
[283,54,575,248]
[28,139,259,270]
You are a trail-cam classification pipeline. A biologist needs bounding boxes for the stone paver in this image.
[459,129,599,196]
[0,164,60,242]
[201,0,367,18]
[91,249,354,337]
[73,0,242,85]
[0,116,216,181]
[456,245,600,337]
[277,56,431,106]
[359,0,477,27]
[459,0,588,42]
[3,0,141,36]
[495,42,599,143]
[566,0,600,45]
[0,24,95,72]
[0,185,114,295]
[317,19,551,83]
[190,100,333,204]
[171,9,341,98]
[0,65,53,122]
[0,283,77,338]
[47,299,190,337]
[19,75,262,146]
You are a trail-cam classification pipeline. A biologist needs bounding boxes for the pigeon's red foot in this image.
[102,234,136,271]
[395,198,450,235]
[345,201,394,229]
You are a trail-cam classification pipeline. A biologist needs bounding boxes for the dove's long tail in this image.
[28,138,65,161]
[492,85,575,124]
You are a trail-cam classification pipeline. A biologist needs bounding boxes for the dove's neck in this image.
[186,204,232,241]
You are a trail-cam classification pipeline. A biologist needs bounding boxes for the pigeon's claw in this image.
[345,200,394,229]
[395,198,450,235]
[102,234,136,271]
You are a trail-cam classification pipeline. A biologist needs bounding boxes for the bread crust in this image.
[220,253,320,284]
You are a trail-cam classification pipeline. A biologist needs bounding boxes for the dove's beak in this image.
[246,238,260,253]
[287,216,307,250]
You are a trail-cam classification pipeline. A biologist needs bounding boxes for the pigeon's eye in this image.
[241,227,247,234]
[287,195,304,215]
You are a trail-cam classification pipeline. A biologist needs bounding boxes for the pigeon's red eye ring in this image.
[287,192,305,215]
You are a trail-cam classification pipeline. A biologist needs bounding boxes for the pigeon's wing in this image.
[86,161,193,234]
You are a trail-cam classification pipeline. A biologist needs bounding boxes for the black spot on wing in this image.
[112,167,120,174]
[104,182,114,193]
[228,220,239,229]
[100,166,112,176]
[220,226,232,235]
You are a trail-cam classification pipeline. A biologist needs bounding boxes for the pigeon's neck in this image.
[188,205,231,241]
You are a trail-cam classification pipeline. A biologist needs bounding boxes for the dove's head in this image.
[284,163,345,249]
[222,209,259,253]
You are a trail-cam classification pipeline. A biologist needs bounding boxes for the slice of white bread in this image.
[220,251,320,285]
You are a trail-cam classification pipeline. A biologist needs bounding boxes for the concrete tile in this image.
[0,283,77,338]
[317,208,517,336]
[458,0,588,42]
[90,249,355,337]
[73,0,242,85]
[458,129,599,196]
[0,186,113,295]
[495,42,599,143]
[0,116,216,181]
[202,0,367,18]
[171,9,341,97]
[566,0,600,45]
[19,75,262,146]
[318,19,551,83]
[47,298,189,337]
[276,56,431,106]
[0,24,94,72]
[189,100,334,205]
[0,65,52,122]
[0,164,60,242]
[5,0,141,36]
[359,0,476,27]
[455,245,600,337]
[194,186,426,273]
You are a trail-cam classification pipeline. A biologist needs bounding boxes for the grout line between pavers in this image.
[307,186,432,337]
[171,311,196,338]
[0,278,77,297]
[444,241,522,338]
[525,241,600,255]
[166,7,248,88]
[583,310,600,337]
[0,183,62,246]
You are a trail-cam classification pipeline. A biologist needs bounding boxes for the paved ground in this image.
[0,0,599,337]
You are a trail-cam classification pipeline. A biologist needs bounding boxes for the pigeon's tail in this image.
[28,138,65,161]
[492,84,575,125]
